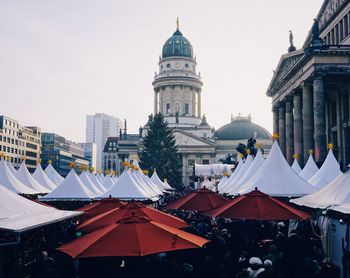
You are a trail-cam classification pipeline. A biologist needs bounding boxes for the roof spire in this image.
[176,17,179,30]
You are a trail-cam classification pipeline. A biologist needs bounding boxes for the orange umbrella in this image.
[76,198,123,220]
[58,214,208,257]
[203,188,310,221]
[78,201,189,233]
[164,187,228,212]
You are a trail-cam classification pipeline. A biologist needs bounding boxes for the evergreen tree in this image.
[140,113,183,189]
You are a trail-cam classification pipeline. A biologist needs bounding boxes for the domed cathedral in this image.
[141,20,272,187]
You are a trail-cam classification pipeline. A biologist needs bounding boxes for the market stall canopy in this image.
[102,176,115,190]
[195,163,235,177]
[58,214,208,258]
[0,159,37,195]
[204,188,310,221]
[291,159,302,174]
[88,173,107,192]
[0,184,82,232]
[220,159,243,193]
[225,155,253,194]
[79,171,104,196]
[76,198,123,220]
[299,154,319,181]
[16,161,49,194]
[291,169,350,209]
[44,164,64,186]
[78,201,189,233]
[164,187,228,212]
[236,141,317,197]
[40,169,96,200]
[151,170,174,191]
[6,161,17,175]
[33,164,57,191]
[217,176,228,193]
[308,149,341,189]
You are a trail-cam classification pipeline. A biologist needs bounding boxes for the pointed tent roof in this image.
[132,171,162,196]
[226,155,254,194]
[0,183,82,232]
[237,141,317,197]
[217,176,229,193]
[220,158,244,193]
[232,150,265,191]
[0,159,36,194]
[40,169,96,200]
[137,171,163,195]
[151,170,173,191]
[16,161,50,194]
[79,171,104,196]
[299,154,319,181]
[291,159,302,174]
[291,170,350,209]
[308,149,341,189]
[101,171,158,201]
[102,176,115,190]
[33,164,57,191]
[87,172,107,193]
[6,161,17,175]
[44,164,64,185]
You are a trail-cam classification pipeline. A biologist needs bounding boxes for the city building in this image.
[85,113,123,171]
[266,0,350,169]
[41,133,89,177]
[102,137,119,173]
[0,115,41,172]
[79,142,97,170]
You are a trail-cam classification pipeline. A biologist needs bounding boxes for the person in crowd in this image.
[257,260,277,278]
[246,257,265,278]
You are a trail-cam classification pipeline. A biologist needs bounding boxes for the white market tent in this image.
[226,155,253,194]
[133,170,162,196]
[217,176,229,193]
[0,184,82,232]
[231,150,265,191]
[101,170,158,201]
[138,171,164,195]
[308,149,341,189]
[195,164,235,177]
[291,159,302,174]
[151,170,174,191]
[40,169,96,200]
[32,164,57,191]
[79,171,104,196]
[6,161,17,175]
[220,159,244,193]
[236,141,317,197]
[291,169,350,209]
[44,164,64,186]
[102,176,115,190]
[299,154,319,181]
[88,172,107,192]
[0,159,37,195]
[16,161,49,194]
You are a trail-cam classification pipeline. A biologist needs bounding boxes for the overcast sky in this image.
[0,0,323,142]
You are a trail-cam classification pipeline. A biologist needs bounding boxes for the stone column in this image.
[302,81,314,163]
[279,102,286,156]
[159,91,163,113]
[154,91,158,115]
[285,97,294,164]
[192,90,196,117]
[293,91,304,165]
[313,75,327,163]
[182,153,187,188]
[197,91,202,118]
[272,104,279,135]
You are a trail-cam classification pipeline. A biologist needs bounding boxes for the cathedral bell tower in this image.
[152,19,203,127]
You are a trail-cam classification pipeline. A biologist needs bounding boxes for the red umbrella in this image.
[203,188,310,221]
[164,187,228,212]
[57,214,208,257]
[76,198,124,220]
[78,201,190,233]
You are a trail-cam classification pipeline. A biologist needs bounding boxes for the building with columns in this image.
[267,0,350,170]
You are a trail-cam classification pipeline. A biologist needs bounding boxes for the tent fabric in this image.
[6,161,17,175]
[164,187,228,212]
[217,176,229,193]
[204,189,310,221]
[33,164,57,191]
[79,171,104,196]
[136,171,163,195]
[226,155,254,195]
[291,170,350,209]
[151,170,173,191]
[88,173,107,193]
[0,183,82,232]
[299,155,319,181]
[0,159,36,194]
[76,198,123,220]
[44,164,64,186]
[291,159,302,174]
[16,161,50,194]
[58,215,208,258]
[102,177,115,190]
[308,150,341,189]
[40,169,96,200]
[101,171,158,201]
[220,159,243,193]
[195,164,234,177]
[236,141,317,197]
[78,201,189,233]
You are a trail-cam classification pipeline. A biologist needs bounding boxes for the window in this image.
[202,159,210,165]
[166,103,171,114]
[166,63,171,68]
[188,159,195,166]
[185,63,189,68]
[185,103,189,114]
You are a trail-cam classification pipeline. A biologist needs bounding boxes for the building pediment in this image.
[267,50,305,96]
[173,129,215,147]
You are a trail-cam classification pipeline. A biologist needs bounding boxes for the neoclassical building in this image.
[267,0,350,169]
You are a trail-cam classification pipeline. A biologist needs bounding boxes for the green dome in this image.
[215,117,272,140]
[162,29,193,58]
